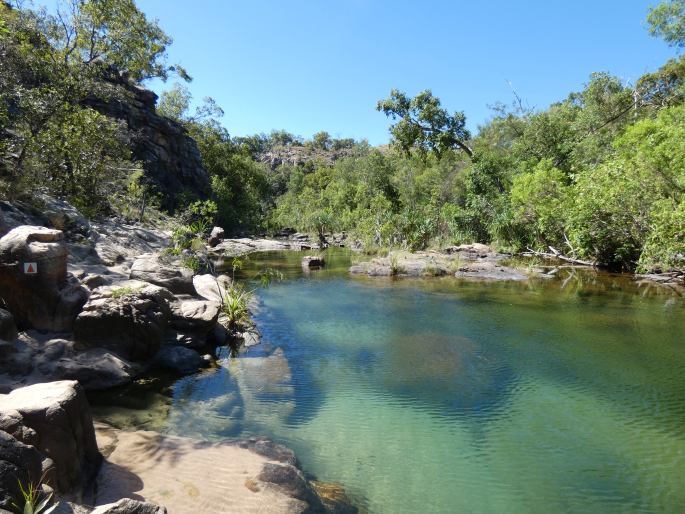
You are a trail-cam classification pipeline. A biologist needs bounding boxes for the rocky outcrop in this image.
[0,430,47,511]
[74,281,174,361]
[0,311,17,342]
[129,255,195,294]
[91,499,168,514]
[350,245,528,281]
[192,274,231,303]
[0,226,88,331]
[0,381,100,493]
[207,226,225,248]
[84,70,210,211]
[170,299,221,333]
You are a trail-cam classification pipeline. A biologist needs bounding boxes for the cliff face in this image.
[84,73,210,211]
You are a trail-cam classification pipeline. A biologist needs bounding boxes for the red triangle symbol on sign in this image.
[27,264,34,273]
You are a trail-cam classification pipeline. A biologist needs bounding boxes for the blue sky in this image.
[43,1,681,144]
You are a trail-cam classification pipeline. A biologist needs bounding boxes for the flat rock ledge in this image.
[94,424,356,514]
[349,244,528,281]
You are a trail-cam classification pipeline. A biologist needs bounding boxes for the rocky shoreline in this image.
[0,197,356,513]
[349,243,529,281]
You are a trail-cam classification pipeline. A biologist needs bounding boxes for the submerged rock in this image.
[302,255,325,268]
[93,426,346,514]
[153,346,204,375]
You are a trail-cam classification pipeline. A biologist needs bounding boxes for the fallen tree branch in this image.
[522,248,597,267]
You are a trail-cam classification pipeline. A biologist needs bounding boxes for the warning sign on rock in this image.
[23,262,37,274]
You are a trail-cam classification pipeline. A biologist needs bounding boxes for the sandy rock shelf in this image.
[93,425,337,514]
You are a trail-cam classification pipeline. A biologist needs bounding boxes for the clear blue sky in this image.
[44,1,682,144]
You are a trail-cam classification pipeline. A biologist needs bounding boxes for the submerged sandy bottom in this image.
[93,424,307,514]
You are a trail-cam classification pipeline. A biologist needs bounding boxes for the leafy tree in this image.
[648,0,685,47]
[377,89,473,159]
[44,0,187,82]
[509,159,569,250]
[312,131,332,150]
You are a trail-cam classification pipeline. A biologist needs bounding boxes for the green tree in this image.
[47,0,187,82]
[648,0,685,47]
[377,89,473,159]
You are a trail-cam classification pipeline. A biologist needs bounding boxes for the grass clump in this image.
[110,286,140,299]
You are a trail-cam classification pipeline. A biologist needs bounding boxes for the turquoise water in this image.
[95,251,685,513]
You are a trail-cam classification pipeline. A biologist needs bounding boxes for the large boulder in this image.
[129,255,195,294]
[0,226,88,331]
[207,226,225,248]
[0,431,47,511]
[0,311,16,342]
[170,299,220,333]
[0,381,101,493]
[74,281,174,361]
[49,349,140,391]
[91,499,167,514]
[192,274,231,303]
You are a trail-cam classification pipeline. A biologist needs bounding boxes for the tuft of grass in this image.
[389,253,404,276]
[221,283,253,329]
[110,286,139,299]
[12,477,57,514]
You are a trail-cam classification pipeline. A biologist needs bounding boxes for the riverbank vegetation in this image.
[2,0,684,273]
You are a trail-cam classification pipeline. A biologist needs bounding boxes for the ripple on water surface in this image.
[96,251,685,514]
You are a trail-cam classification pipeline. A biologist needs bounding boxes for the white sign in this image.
[23,262,37,274]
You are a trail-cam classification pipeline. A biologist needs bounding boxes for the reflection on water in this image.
[91,250,685,514]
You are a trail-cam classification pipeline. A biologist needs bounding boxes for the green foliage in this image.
[12,478,56,514]
[0,0,183,212]
[221,283,252,329]
[50,0,184,82]
[648,0,685,47]
[638,199,685,271]
[377,89,473,159]
[509,159,570,250]
[110,286,140,298]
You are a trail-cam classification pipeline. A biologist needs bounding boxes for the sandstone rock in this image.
[50,349,140,391]
[207,226,225,248]
[153,346,204,375]
[170,299,220,333]
[82,273,109,290]
[192,274,231,302]
[91,499,167,514]
[0,381,100,493]
[84,69,210,211]
[36,193,90,236]
[0,226,88,331]
[302,255,325,268]
[258,463,319,506]
[74,281,174,361]
[0,430,47,511]
[129,255,195,294]
[0,311,17,342]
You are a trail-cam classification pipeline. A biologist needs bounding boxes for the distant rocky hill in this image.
[256,144,363,170]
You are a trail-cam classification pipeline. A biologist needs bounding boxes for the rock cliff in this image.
[84,70,210,210]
